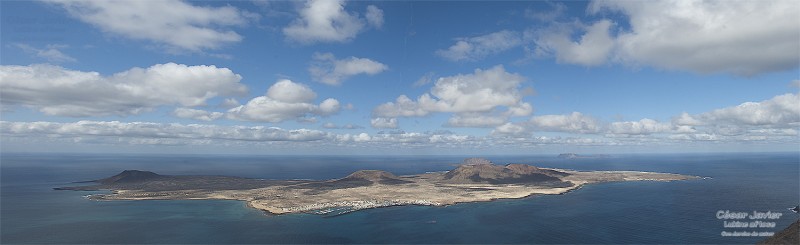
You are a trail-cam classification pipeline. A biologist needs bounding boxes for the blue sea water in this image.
[1,153,798,244]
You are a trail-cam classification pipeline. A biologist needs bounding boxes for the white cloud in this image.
[491,122,529,137]
[368,131,473,146]
[436,30,522,61]
[14,44,76,63]
[335,132,372,143]
[365,5,384,29]
[668,133,718,141]
[791,80,800,88]
[533,20,615,66]
[3,102,798,150]
[529,112,602,133]
[525,2,567,21]
[266,77,317,103]
[370,117,397,129]
[508,102,534,117]
[283,0,381,44]
[323,122,364,129]
[446,113,508,128]
[1,121,328,142]
[694,93,800,127]
[412,72,435,87]
[373,95,430,118]
[173,108,223,121]
[226,79,341,122]
[2,120,486,149]
[46,0,248,51]
[374,65,527,114]
[526,1,799,75]
[318,98,341,115]
[219,98,241,108]
[343,124,363,129]
[0,63,246,117]
[373,65,531,128]
[322,122,337,129]
[589,0,800,75]
[667,94,800,140]
[672,112,704,127]
[608,118,671,135]
[308,52,388,85]
[354,132,371,142]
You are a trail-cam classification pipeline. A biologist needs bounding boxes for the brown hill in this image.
[442,159,571,185]
[97,170,163,185]
[339,170,411,185]
[296,170,412,194]
[462,158,493,165]
[759,219,799,244]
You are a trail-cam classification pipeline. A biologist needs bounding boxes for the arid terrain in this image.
[57,158,698,215]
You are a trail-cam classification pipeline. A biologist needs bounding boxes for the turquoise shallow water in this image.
[1,153,798,244]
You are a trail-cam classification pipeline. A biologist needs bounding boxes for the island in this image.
[55,158,698,216]
[557,153,611,159]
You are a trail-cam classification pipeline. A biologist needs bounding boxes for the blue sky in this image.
[1,0,798,155]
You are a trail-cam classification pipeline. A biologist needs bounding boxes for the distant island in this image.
[557,153,611,159]
[56,158,697,216]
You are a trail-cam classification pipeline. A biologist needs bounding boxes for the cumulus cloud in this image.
[686,93,800,127]
[173,108,224,121]
[527,0,800,75]
[0,63,246,117]
[335,132,372,143]
[412,72,435,87]
[365,5,384,29]
[529,112,602,133]
[46,0,249,51]
[226,79,341,122]
[532,20,615,66]
[672,112,704,127]
[610,0,796,75]
[373,65,531,128]
[446,113,508,128]
[525,2,567,21]
[13,44,76,63]
[370,117,398,129]
[2,107,797,149]
[322,122,363,129]
[667,133,719,142]
[603,93,799,141]
[266,78,317,103]
[368,131,473,146]
[1,120,483,148]
[1,121,328,142]
[608,118,672,135]
[491,122,529,137]
[283,0,382,44]
[373,95,430,118]
[219,98,241,108]
[791,80,800,88]
[436,30,523,61]
[308,52,388,85]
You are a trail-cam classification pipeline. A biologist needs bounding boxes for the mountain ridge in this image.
[97,170,163,185]
[442,158,571,185]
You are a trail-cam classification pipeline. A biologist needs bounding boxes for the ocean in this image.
[1,153,798,244]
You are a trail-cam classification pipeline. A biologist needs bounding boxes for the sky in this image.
[0,0,798,155]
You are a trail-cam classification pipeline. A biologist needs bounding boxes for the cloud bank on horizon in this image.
[0,0,798,154]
